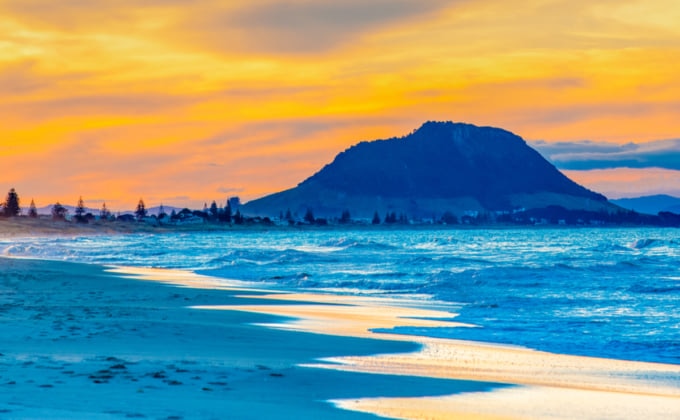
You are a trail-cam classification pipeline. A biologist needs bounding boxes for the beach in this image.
[0,257,501,419]
[2,255,679,419]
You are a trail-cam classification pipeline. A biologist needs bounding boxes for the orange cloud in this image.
[565,168,680,199]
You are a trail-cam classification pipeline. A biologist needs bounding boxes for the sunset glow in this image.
[2,0,679,210]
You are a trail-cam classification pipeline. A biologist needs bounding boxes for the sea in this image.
[2,227,679,365]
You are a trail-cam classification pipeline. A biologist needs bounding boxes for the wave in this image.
[586,243,633,253]
[207,248,339,268]
[3,227,680,365]
[412,236,460,250]
[320,237,399,251]
[434,255,497,266]
[270,277,425,294]
[629,283,680,294]
[627,238,680,250]
[629,238,662,249]
[586,238,680,253]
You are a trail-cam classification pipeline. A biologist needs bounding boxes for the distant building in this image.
[228,197,241,212]
[176,215,205,225]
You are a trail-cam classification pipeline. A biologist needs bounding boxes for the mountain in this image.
[244,121,612,219]
[610,195,680,215]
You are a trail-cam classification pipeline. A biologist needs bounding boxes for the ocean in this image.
[3,227,679,365]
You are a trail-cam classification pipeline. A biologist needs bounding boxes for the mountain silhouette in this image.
[244,121,610,219]
[610,194,680,215]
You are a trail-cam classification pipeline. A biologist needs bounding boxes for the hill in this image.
[244,121,612,219]
[610,195,680,215]
[35,204,183,217]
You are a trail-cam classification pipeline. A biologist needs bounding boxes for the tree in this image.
[384,211,397,224]
[233,209,244,224]
[222,202,232,223]
[28,199,38,218]
[441,211,458,225]
[75,196,86,222]
[135,198,147,220]
[100,202,111,220]
[339,209,351,224]
[304,208,315,224]
[52,202,67,220]
[372,211,381,225]
[158,203,167,220]
[4,188,20,217]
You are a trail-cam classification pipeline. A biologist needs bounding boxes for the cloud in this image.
[475,77,587,92]
[564,168,680,199]
[196,115,408,152]
[0,60,96,97]
[1,0,450,55]
[516,101,680,127]
[3,93,196,122]
[0,61,49,95]
[531,138,680,170]
[185,0,450,54]
[217,186,244,194]
[0,0,181,31]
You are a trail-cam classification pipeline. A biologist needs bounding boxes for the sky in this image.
[1,0,680,211]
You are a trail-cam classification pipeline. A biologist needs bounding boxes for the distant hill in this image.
[610,195,680,215]
[36,204,99,216]
[36,204,183,217]
[244,121,613,219]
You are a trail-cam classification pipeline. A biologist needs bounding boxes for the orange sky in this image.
[1,0,679,211]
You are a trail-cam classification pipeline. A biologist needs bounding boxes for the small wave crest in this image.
[319,237,397,251]
[266,275,425,294]
[629,282,680,294]
[207,248,337,268]
[629,238,660,249]
[626,238,680,250]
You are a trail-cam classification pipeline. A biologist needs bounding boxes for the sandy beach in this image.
[2,256,679,419]
[0,257,501,419]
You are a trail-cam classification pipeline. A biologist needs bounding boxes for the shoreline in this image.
[111,265,680,419]
[0,257,503,419]
[192,292,680,392]
[0,216,676,239]
[2,257,679,418]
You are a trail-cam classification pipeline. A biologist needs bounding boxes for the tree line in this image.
[0,188,245,225]
[5,186,680,227]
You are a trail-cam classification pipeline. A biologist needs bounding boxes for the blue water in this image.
[2,228,679,365]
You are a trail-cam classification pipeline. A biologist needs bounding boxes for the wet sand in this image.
[200,292,680,419]
[0,257,502,419]
[1,257,678,418]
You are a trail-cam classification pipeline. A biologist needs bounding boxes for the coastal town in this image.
[3,187,680,230]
